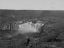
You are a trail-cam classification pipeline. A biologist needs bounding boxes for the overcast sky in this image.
[0,0,64,10]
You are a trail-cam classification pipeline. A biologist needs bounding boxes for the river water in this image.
[0,30,19,38]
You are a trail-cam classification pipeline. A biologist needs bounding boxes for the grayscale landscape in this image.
[0,10,64,48]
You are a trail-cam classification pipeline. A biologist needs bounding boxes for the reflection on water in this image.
[0,30,19,38]
[0,30,40,38]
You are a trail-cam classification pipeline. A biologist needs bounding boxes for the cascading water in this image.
[18,21,44,34]
[5,20,44,38]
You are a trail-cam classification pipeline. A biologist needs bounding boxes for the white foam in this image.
[18,21,44,34]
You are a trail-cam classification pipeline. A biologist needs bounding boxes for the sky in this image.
[0,0,64,10]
